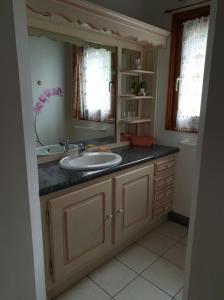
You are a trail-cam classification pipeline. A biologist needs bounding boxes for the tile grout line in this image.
[153,228,188,243]
[173,286,184,298]
[89,222,187,299]
[88,275,116,298]
[138,273,177,299]
[113,251,182,299]
[88,258,140,299]
[114,255,160,276]
[137,241,178,258]
[111,272,140,298]
[161,255,186,270]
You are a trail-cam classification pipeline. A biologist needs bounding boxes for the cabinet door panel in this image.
[123,176,149,228]
[114,165,154,243]
[48,180,112,282]
[65,194,104,262]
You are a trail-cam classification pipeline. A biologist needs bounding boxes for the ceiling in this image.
[87,0,209,30]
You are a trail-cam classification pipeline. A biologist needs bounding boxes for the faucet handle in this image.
[78,143,85,155]
[58,138,69,144]
[58,138,70,152]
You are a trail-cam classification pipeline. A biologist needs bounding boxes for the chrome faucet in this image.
[58,138,70,152]
[78,143,85,156]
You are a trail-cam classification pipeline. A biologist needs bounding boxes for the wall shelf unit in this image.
[120,95,153,100]
[117,46,159,141]
[119,118,152,124]
[120,69,154,76]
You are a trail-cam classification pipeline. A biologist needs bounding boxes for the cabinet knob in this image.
[106,214,113,220]
[117,208,124,214]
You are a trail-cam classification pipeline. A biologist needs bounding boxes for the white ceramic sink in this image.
[36,144,77,156]
[59,152,122,170]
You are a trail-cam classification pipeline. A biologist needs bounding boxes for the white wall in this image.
[29,36,74,145]
[156,38,198,217]
[0,1,46,299]
[185,0,224,298]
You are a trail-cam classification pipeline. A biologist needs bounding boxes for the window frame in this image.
[165,6,210,132]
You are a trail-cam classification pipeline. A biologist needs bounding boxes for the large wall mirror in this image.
[29,29,117,149]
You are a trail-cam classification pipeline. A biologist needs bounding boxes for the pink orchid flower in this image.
[34,87,63,114]
[39,94,47,103]
[43,88,51,97]
[34,101,44,113]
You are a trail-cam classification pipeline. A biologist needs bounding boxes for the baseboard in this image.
[168,211,189,227]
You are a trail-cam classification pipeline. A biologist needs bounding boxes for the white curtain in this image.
[81,47,112,122]
[176,16,209,131]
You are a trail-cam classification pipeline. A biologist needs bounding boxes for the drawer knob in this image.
[117,208,124,214]
[106,214,113,220]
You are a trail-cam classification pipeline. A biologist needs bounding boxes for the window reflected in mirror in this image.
[29,32,116,148]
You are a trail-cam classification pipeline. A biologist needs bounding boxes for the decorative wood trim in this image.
[26,0,169,47]
[165,6,210,131]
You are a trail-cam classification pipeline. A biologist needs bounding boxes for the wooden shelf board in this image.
[120,95,153,100]
[119,118,152,124]
[120,69,154,76]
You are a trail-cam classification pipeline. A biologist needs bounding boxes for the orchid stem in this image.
[34,113,44,147]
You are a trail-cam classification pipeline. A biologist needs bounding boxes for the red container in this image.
[120,133,132,142]
[131,135,156,146]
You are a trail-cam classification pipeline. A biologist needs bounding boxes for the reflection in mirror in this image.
[28,31,116,152]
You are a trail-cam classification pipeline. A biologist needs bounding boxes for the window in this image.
[72,45,115,123]
[82,47,112,122]
[166,7,210,132]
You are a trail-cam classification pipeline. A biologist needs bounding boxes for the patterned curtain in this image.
[72,46,84,119]
[176,16,209,132]
[72,46,113,122]
[81,47,112,122]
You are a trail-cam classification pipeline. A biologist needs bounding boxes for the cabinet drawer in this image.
[154,186,174,205]
[154,174,175,192]
[153,195,173,209]
[155,158,175,176]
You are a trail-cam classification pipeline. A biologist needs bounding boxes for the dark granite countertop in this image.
[38,144,179,197]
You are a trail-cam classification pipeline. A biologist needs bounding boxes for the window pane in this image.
[82,47,112,122]
[176,16,209,131]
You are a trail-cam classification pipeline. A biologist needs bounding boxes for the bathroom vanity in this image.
[39,145,178,298]
[26,0,176,298]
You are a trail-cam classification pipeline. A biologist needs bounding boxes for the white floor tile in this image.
[137,231,176,255]
[115,276,172,300]
[142,258,184,296]
[175,289,183,300]
[154,221,187,241]
[89,259,137,296]
[116,244,159,273]
[163,244,186,269]
[56,277,111,300]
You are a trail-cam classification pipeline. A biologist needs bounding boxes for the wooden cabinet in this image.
[42,156,176,298]
[114,165,154,243]
[47,180,112,282]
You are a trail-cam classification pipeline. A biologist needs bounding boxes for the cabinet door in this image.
[48,180,112,282]
[114,165,154,243]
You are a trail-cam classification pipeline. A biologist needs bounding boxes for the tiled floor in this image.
[56,221,188,300]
